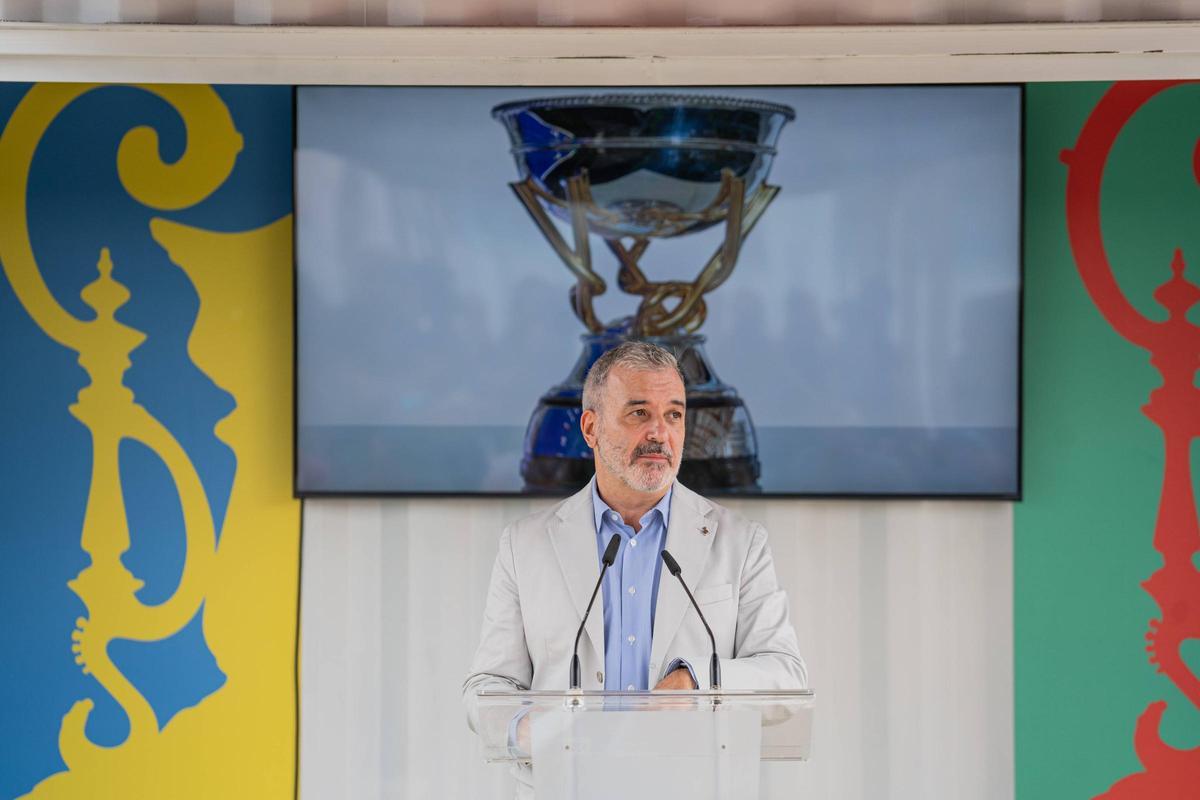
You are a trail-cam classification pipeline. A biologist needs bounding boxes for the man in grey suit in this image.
[463,341,807,743]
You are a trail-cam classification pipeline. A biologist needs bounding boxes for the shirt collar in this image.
[590,475,673,536]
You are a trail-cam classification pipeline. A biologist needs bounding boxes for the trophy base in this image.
[521,328,761,493]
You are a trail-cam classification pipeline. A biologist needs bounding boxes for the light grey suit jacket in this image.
[463,479,807,734]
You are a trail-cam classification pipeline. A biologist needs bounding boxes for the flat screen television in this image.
[295,85,1021,497]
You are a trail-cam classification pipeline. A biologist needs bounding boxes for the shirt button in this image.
[627,684,636,691]
[628,586,636,595]
[630,539,638,548]
[627,634,636,644]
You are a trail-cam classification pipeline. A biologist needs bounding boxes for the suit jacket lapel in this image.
[651,481,718,675]
[547,484,605,669]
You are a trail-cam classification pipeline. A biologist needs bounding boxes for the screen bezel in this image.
[290,82,1025,501]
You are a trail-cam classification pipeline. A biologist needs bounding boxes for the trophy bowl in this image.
[492,94,795,239]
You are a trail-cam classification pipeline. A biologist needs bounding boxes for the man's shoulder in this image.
[502,483,592,542]
[503,501,560,536]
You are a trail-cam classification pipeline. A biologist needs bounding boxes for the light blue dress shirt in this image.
[591,479,695,691]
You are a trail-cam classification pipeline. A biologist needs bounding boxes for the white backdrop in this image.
[299,496,1013,799]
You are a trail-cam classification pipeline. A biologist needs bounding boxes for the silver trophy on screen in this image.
[493,93,794,492]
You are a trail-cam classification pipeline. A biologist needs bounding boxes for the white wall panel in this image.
[300,495,1013,800]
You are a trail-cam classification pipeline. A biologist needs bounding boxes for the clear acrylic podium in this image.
[475,689,814,800]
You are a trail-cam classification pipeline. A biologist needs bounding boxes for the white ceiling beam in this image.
[0,21,1198,84]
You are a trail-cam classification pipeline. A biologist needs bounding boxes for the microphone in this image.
[570,533,622,690]
[660,549,721,691]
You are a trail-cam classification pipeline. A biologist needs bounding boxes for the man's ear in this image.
[580,408,598,448]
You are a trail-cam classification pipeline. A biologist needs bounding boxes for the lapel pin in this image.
[700,526,709,536]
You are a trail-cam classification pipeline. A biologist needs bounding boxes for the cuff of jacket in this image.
[665,657,699,689]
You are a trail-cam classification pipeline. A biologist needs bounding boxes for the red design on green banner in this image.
[1062,80,1200,799]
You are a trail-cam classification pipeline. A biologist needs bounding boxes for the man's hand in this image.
[516,713,531,755]
[653,666,698,691]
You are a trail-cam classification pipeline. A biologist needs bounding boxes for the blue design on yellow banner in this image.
[0,84,298,799]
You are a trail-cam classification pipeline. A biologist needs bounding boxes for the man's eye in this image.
[631,409,646,417]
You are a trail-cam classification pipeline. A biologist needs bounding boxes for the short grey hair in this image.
[582,341,686,413]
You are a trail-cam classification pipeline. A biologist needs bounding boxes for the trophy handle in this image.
[510,174,607,333]
[609,171,780,337]
[511,169,780,337]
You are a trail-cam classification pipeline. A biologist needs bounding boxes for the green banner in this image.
[1018,81,1200,798]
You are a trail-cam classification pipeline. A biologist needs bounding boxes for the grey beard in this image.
[596,434,676,493]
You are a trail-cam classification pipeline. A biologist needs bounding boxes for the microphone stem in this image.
[673,573,721,690]
[570,560,611,690]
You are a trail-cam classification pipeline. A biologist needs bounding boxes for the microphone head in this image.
[661,549,682,577]
[602,533,622,566]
